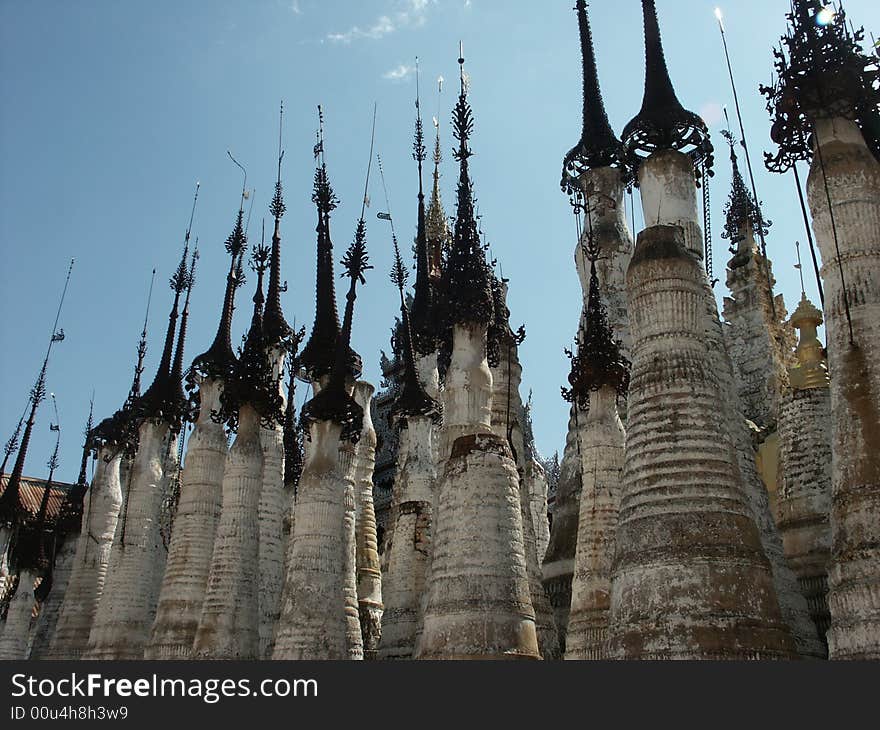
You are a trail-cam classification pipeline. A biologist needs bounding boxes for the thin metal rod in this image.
[792,163,825,308]
[360,103,378,220]
[716,12,776,312]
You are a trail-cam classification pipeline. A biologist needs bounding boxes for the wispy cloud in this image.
[290,0,302,14]
[383,64,416,82]
[327,0,430,44]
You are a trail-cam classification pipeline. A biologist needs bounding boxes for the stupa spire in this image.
[138,236,190,427]
[264,102,293,346]
[301,108,377,442]
[129,268,155,403]
[0,411,25,479]
[563,233,630,410]
[216,228,284,432]
[300,107,361,382]
[761,0,880,171]
[622,0,713,171]
[169,241,198,409]
[443,45,494,332]
[191,169,249,386]
[562,0,627,194]
[75,396,94,489]
[410,60,441,357]
[426,79,449,276]
[377,150,442,424]
[721,129,771,246]
[0,259,73,527]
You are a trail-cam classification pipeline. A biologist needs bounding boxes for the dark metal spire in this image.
[55,395,94,533]
[169,242,198,420]
[137,240,188,428]
[129,268,155,403]
[58,393,95,520]
[138,184,200,429]
[301,108,377,443]
[9,396,62,577]
[216,230,284,432]
[264,102,293,347]
[0,259,73,528]
[410,60,442,357]
[300,107,362,383]
[90,271,156,458]
[562,0,628,196]
[190,179,249,386]
[622,0,714,173]
[562,231,630,409]
[75,396,94,489]
[378,149,442,425]
[443,46,494,332]
[0,410,25,480]
[426,78,450,278]
[721,129,771,247]
[761,0,880,171]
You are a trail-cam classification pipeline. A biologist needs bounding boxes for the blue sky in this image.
[1,0,878,481]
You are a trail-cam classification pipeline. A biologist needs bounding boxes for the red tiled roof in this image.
[0,474,74,521]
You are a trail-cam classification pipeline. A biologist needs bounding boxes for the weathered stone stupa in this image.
[563,238,630,661]
[86,239,195,660]
[607,0,795,660]
[49,330,148,660]
[273,143,372,659]
[762,0,880,660]
[377,201,443,660]
[777,294,832,649]
[193,239,283,660]
[489,277,560,660]
[416,52,539,660]
[545,0,634,650]
[148,199,244,660]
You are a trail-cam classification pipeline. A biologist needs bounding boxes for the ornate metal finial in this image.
[168,241,198,424]
[190,165,251,387]
[0,408,26,481]
[137,216,193,428]
[300,107,360,383]
[562,0,629,196]
[761,1,880,172]
[562,242,630,409]
[622,0,714,176]
[75,395,94,488]
[721,127,772,247]
[0,259,74,528]
[442,47,494,337]
[215,235,284,432]
[410,60,442,358]
[377,152,442,425]
[788,293,830,390]
[264,101,293,347]
[426,76,450,278]
[521,389,540,464]
[55,394,94,533]
[9,402,62,578]
[301,108,377,443]
[91,270,158,458]
[130,268,156,403]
